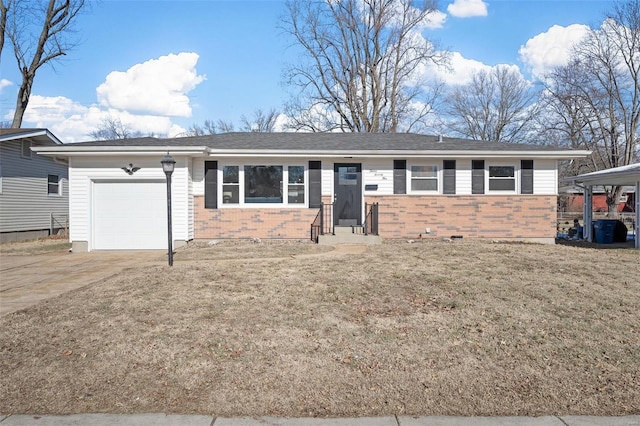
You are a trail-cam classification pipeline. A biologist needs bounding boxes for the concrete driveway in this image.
[0,250,166,316]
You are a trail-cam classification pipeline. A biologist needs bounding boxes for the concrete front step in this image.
[317,226,382,245]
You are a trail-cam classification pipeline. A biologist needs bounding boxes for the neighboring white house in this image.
[0,129,69,243]
[33,132,590,252]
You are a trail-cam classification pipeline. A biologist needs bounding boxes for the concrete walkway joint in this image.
[0,414,639,426]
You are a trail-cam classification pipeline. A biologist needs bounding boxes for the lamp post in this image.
[161,152,176,266]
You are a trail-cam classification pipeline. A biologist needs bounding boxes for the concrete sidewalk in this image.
[1,414,639,425]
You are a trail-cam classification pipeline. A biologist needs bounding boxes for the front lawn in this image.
[1,240,638,416]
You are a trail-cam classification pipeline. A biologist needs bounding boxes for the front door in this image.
[334,163,362,226]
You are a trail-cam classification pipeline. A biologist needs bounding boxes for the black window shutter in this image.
[393,160,406,194]
[309,161,322,208]
[443,160,456,194]
[472,160,485,194]
[521,160,534,194]
[204,161,218,209]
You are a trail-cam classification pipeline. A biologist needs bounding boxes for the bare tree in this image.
[444,66,540,142]
[240,108,279,132]
[1,0,86,127]
[0,0,9,60]
[90,117,144,140]
[186,119,235,136]
[282,0,446,133]
[542,0,640,214]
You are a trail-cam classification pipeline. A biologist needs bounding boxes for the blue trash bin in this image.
[594,219,616,244]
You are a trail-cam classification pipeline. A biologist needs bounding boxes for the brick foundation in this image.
[194,196,319,239]
[366,195,557,240]
[195,195,557,241]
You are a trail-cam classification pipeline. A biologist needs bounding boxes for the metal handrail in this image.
[310,203,334,243]
[364,202,379,236]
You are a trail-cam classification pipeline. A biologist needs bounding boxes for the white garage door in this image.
[93,181,167,250]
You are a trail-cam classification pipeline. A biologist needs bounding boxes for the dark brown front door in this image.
[334,163,362,226]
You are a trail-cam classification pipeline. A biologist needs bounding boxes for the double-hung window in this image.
[222,165,305,206]
[287,166,305,204]
[410,165,438,192]
[222,166,240,204]
[47,174,60,196]
[488,166,516,191]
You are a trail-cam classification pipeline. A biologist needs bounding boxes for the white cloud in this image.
[15,52,202,142]
[0,79,13,93]
[423,9,447,29]
[447,0,488,18]
[96,52,206,117]
[21,95,186,142]
[519,24,590,79]
[417,51,493,86]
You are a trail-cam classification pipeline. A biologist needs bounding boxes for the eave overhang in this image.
[566,163,640,186]
[32,145,592,160]
[0,129,63,145]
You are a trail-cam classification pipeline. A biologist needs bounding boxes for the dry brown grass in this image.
[0,236,71,255]
[1,239,638,416]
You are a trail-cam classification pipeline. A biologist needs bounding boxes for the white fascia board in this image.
[31,146,209,156]
[567,163,640,186]
[206,149,592,159]
[0,129,62,144]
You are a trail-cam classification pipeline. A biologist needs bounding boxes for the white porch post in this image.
[583,186,593,242]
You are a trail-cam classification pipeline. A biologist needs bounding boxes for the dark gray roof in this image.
[67,132,575,152]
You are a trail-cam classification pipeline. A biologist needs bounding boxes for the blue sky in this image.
[0,0,616,142]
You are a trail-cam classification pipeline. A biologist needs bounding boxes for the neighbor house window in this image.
[222,165,239,204]
[47,174,60,195]
[410,165,438,192]
[21,141,32,159]
[488,166,515,191]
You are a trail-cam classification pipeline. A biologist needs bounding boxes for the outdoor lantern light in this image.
[161,152,176,266]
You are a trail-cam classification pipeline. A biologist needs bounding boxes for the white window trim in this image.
[487,163,518,194]
[47,174,62,197]
[219,164,308,208]
[408,163,440,194]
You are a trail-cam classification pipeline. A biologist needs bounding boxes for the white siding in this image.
[69,155,191,248]
[192,158,205,196]
[187,157,195,240]
[533,159,558,195]
[455,159,473,195]
[0,141,69,233]
[363,160,393,195]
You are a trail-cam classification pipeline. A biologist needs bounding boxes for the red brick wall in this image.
[194,196,318,239]
[194,195,557,240]
[366,195,557,240]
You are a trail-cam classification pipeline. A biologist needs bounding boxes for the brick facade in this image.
[195,194,556,241]
[367,195,557,240]
[194,196,318,239]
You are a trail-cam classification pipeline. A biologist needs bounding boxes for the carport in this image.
[569,163,640,248]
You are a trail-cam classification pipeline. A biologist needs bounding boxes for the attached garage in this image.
[93,180,167,250]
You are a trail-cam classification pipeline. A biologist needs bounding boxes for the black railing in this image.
[310,203,334,243]
[364,202,379,236]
